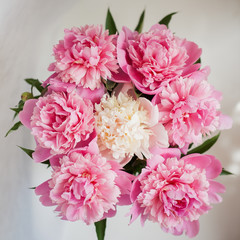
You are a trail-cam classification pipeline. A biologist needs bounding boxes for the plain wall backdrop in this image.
[1,0,240,239]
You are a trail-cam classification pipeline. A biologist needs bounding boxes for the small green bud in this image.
[21,92,33,102]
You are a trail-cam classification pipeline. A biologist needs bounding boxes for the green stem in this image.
[94,219,107,240]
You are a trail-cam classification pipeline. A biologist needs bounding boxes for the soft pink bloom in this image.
[19,91,95,162]
[152,69,232,148]
[35,145,134,224]
[129,147,225,238]
[115,24,202,94]
[48,25,118,90]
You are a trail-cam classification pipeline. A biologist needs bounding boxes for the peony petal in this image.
[76,84,106,104]
[149,124,169,148]
[185,220,199,238]
[182,154,211,170]
[219,114,233,130]
[180,39,202,66]
[150,147,181,160]
[32,144,53,163]
[205,155,222,179]
[209,180,226,193]
[117,26,133,73]
[19,99,38,129]
[139,98,159,127]
[35,180,55,206]
[110,68,131,83]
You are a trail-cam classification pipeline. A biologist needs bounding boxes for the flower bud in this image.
[21,92,33,102]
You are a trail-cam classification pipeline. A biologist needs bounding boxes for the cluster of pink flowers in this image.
[18,22,231,238]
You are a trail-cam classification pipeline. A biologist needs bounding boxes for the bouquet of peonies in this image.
[7,9,233,239]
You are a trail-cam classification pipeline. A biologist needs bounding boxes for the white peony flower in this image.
[95,92,169,166]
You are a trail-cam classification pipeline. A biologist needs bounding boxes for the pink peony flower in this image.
[35,145,134,224]
[19,91,95,162]
[48,25,119,90]
[115,24,202,94]
[152,69,232,148]
[129,147,225,238]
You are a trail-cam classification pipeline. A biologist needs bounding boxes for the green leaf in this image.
[220,168,233,175]
[41,160,51,168]
[105,8,117,34]
[5,121,23,137]
[135,9,145,33]
[25,78,44,93]
[195,58,201,64]
[10,100,25,119]
[94,219,107,240]
[159,12,177,28]
[124,155,146,175]
[187,132,221,155]
[18,146,34,158]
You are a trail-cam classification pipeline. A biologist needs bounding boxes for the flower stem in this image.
[94,219,107,240]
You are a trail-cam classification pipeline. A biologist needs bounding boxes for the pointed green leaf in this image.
[220,168,233,175]
[187,132,221,155]
[135,9,145,33]
[18,146,34,158]
[159,12,177,28]
[10,100,25,119]
[41,160,51,168]
[25,78,44,93]
[94,219,107,240]
[5,121,23,137]
[195,58,201,64]
[105,8,117,34]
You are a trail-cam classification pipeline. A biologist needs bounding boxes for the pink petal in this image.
[102,208,117,219]
[149,124,169,148]
[180,39,202,66]
[149,24,168,32]
[110,68,131,83]
[117,27,133,73]
[35,180,55,206]
[150,147,181,160]
[182,63,201,76]
[205,155,222,179]
[188,66,210,81]
[130,179,141,202]
[32,144,53,163]
[182,154,211,170]
[117,194,132,206]
[219,114,233,130]
[19,99,38,129]
[76,84,106,104]
[185,220,199,238]
[209,180,226,193]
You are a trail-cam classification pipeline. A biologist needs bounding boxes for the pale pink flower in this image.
[129,147,225,238]
[48,25,118,90]
[95,89,169,166]
[19,91,95,162]
[115,24,202,94]
[35,145,134,224]
[152,69,232,148]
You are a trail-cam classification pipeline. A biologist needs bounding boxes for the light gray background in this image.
[1,0,240,239]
